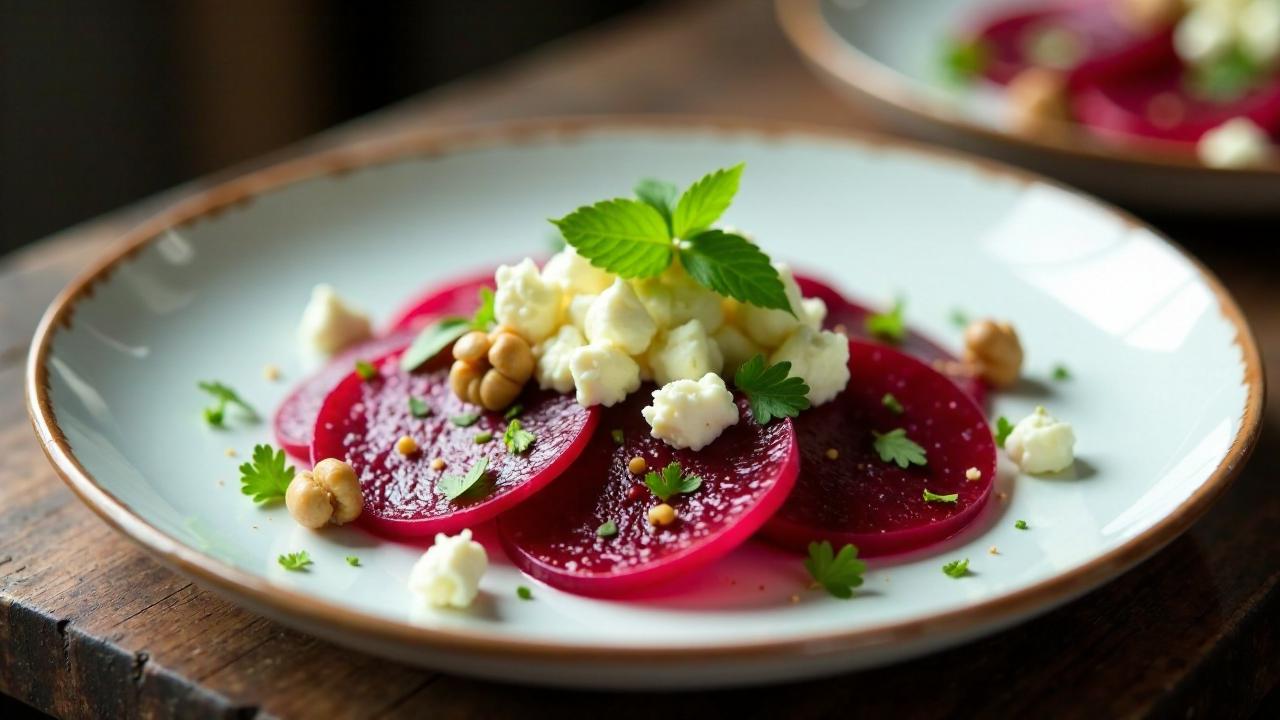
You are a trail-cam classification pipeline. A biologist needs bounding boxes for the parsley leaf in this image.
[503,403,523,420]
[1051,364,1071,381]
[872,428,927,468]
[950,308,970,329]
[408,396,431,418]
[805,541,866,599]
[278,551,312,572]
[596,519,618,538]
[942,558,970,578]
[516,585,533,600]
[865,298,906,344]
[1188,46,1264,102]
[440,457,489,501]
[923,489,959,504]
[400,317,470,372]
[450,412,480,428]
[679,230,793,314]
[733,354,811,425]
[644,462,702,501]
[552,198,673,279]
[355,359,377,381]
[198,381,257,427]
[941,37,989,84]
[345,555,361,567]
[474,431,493,444]
[239,444,295,503]
[673,163,743,239]
[503,419,535,454]
[610,428,625,445]
[1015,519,1029,530]
[994,416,1014,448]
[881,392,904,415]
[634,178,679,231]
[471,287,496,331]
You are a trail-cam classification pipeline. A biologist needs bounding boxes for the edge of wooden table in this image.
[23,114,1267,665]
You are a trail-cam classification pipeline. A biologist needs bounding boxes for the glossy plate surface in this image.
[777,0,1280,214]
[27,118,1261,689]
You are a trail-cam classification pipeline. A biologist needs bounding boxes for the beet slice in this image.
[497,392,799,597]
[1073,63,1280,143]
[273,329,417,459]
[311,350,599,539]
[970,0,1173,87]
[387,269,494,332]
[762,338,997,557]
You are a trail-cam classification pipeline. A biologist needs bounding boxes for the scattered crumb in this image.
[224,448,237,458]
[825,448,839,460]
[430,458,446,471]
[997,492,1009,502]
[965,467,982,481]
[833,323,848,335]
[263,363,281,382]
[789,594,800,604]
[252,525,259,530]
[988,545,1000,555]
[216,479,224,487]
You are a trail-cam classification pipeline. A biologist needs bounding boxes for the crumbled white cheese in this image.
[1005,406,1076,474]
[534,324,586,393]
[630,278,675,328]
[566,293,596,333]
[1175,4,1237,64]
[1240,0,1280,66]
[297,284,373,356]
[668,277,725,332]
[737,263,807,348]
[769,326,851,406]
[1197,117,1273,168]
[569,343,641,407]
[583,278,657,355]
[407,529,488,609]
[641,373,740,451]
[648,319,724,386]
[494,258,562,343]
[801,297,827,330]
[541,247,613,295]
[713,324,765,378]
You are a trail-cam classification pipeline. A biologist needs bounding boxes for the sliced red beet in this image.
[311,349,599,539]
[1073,63,1280,143]
[273,329,417,459]
[762,338,996,558]
[497,392,799,597]
[387,270,495,332]
[970,1,1173,87]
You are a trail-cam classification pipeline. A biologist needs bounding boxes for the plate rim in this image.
[24,115,1264,664]
[775,0,1280,178]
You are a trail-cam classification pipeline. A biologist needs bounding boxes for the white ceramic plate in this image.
[27,119,1261,689]
[777,0,1280,214]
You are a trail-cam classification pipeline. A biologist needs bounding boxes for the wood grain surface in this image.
[1,1,1276,717]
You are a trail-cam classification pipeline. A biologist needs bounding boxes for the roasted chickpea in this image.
[648,503,677,527]
[488,332,534,383]
[479,369,523,411]
[1006,68,1068,134]
[449,360,484,401]
[285,458,363,529]
[964,319,1024,388]
[452,331,491,363]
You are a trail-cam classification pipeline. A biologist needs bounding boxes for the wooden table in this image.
[2,1,1277,717]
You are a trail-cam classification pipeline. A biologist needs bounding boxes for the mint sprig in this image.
[673,163,743,239]
[680,230,794,315]
[634,178,679,231]
[551,198,672,279]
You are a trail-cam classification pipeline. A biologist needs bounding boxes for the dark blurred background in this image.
[0,0,649,256]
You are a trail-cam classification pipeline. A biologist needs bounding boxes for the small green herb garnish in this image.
[503,419,535,454]
[440,457,490,501]
[278,551,312,572]
[882,392,904,415]
[399,288,496,372]
[346,556,361,567]
[734,354,810,425]
[474,431,493,444]
[471,287,496,330]
[941,37,989,84]
[596,519,618,538]
[408,396,432,418]
[1051,364,1071,381]
[198,381,257,427]
[1015,519,1029,530]
[865,298,906,344]
[239,444,295,503]
[923,489,959,504]
[644,462,702,502]
[805,541,866,599]
[942,558,970,578]
[994,416,1015,448]
[504,403,524,420]
[872,428,927,469]
[949,308,970,329]
[1188,46,1264,102]
[355,359,377,381]
[610,429,625,446]
[516,585,533,600]
[450,412,480,428]
[552,164,794,314]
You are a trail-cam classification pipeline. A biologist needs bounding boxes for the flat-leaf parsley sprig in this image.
[805,541,866,599]
[239,444,296,503]
[198,381,258,428]
[400,287,496,372]
[872,428,928,469]
[644,462,702,502]
[733,354,810,425]
[552,164,795,315]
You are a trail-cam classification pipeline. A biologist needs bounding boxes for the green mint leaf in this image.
[923,489,959,504]
[471,287,496,331]
[634,178,679,231]
[942,558,970,578]
[733,354,810,425]
[400,317,470,372]
[450,412,480,428]
[882,393,904,415]
[1051,364,1071,381]
[278,551,312,571]
[680,230,793,314]
[805,541,866,599]
[440,457,490,501]
[408,396,432,418]
[516,586,533,600]
[596,519,618,538]
[474,431,494,444]
[239,444,295,504]
[872,428,928,468]
[1015,519,1029,530]
[941,37,989,84]
[355,359,377,381]
[552,198,673,279]
[865,298,906,344]
[994,416,1014,448]
[345,555,361,567]
[198,380,257,427]
[673,163,744,239]
[644,462,702,501]
[610,428,624,445]
[503,419,535,454]
[504,403,524,420]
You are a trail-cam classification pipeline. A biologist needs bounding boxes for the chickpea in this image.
[488,332,534,383]
[479,369,523,411]
[964,319,1024,388]
[1006,68,1068,135]
[627,456,647,475]
[453,331,491,363]
[648,503,677,527]
[285,458,363,529]
[449,360,484,401]
[395,435,419,456]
